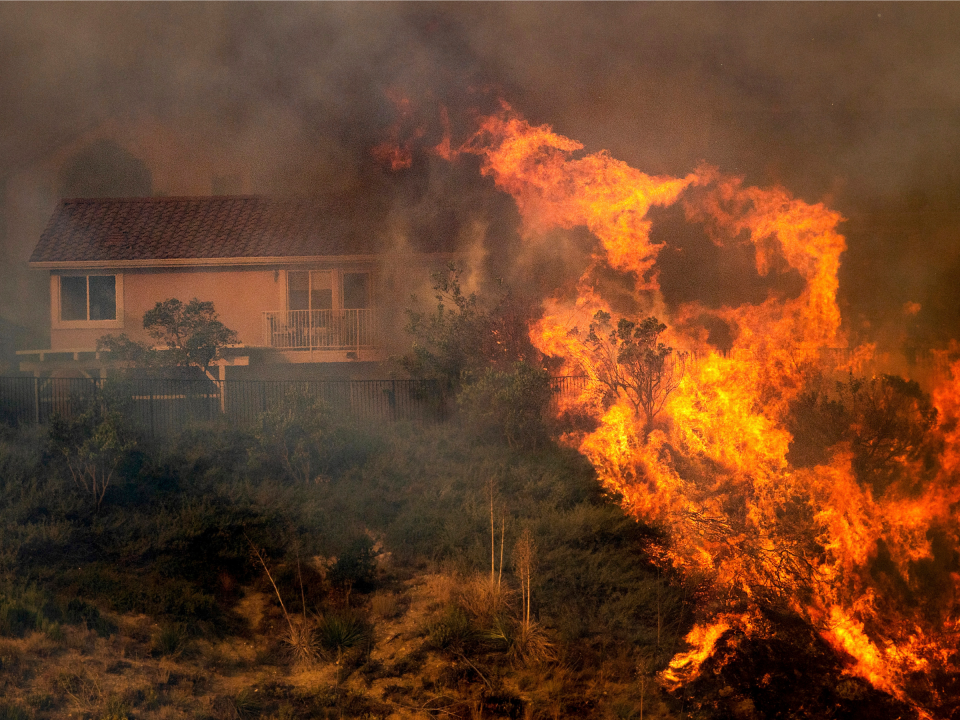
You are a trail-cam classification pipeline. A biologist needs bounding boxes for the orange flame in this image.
[455,105,960,714]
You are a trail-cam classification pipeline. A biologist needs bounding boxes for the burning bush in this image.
[438,104,960,715]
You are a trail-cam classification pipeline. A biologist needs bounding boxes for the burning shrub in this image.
[445,104,960,712]
[788,372,941,498]
[576,311,688,435]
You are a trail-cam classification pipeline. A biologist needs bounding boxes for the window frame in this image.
[52,272,124,330]
[285,268,373,313]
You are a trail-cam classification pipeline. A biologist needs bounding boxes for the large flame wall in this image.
[455,106,959,715]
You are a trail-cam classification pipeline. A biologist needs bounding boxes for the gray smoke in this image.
[2,3,959,359]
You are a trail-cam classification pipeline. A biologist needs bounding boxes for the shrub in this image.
[316,612,371,665]
[47,401,136,512]
[64,598,117,637]
[233,687,263,720]
[328,537,378,593]
[255,392,341,484]
[787,372,941,497]
[0,602,37,638]
[0,704,31,720]
[152,622,190,657]
[457,362,553,448]
[426,605,475,654]
[396,265,542,405]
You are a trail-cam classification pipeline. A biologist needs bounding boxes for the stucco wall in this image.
[51,266,285,350]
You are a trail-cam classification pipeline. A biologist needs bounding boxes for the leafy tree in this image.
[578,311,688,433]
[98,298,238,377]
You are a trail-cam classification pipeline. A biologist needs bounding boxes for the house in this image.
[19,196,459,379]
[1,115,255,348]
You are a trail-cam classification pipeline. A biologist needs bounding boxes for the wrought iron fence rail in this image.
[0,375,589,437]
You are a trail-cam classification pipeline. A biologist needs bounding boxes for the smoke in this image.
[2,3,960,353]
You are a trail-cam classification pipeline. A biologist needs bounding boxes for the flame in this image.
[466,109,698,283]
[371,89,424,170]
[661,613,755,691]
[450,105,960,714]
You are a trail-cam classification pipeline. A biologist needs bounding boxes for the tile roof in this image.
[30,196,450,264]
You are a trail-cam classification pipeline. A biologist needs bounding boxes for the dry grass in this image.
[0,572,650,719]
[456,572,513,624]
[368,591,403,621]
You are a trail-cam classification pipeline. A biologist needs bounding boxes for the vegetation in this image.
[397,265,541,388]
[787,372,941,497]
[0,278,946,718]
[97,298,238,377]
[397,265,553,448]
[576,310,688,434]
[47,398,136,512]
[0,404,688,719]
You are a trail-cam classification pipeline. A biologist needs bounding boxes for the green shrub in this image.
[255,393,340,484]
[233,687,262,720]
[316,612,370,662]
[47,400,137,512]
[426,605,476,654]
[457,362,553,449]
[64,598,117,637]
[152,622,190,657]
[99,695,131,720]
[328,537,378,593]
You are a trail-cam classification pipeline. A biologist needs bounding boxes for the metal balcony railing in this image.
[262,309,378,351]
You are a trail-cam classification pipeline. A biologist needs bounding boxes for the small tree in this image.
[98,298,238,378]
[579,311,687,434]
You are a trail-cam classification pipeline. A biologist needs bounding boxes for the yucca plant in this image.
[426,605,475,654]
[233,687,263,720]
[152,622,189,657]
[317,611,370,685]
[317,612,368,660]
[247,536,319,664]
[284,615,319,664]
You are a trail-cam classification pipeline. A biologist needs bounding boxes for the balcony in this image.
[263,309,379,353]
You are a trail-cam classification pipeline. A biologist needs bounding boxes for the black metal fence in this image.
[0,376,589,436]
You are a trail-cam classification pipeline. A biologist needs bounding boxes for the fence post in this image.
[218,364,226,414]
[33,376,40,425]
[149,386,155,438]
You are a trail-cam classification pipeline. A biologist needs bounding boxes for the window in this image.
[59,275,118,322]
[343,273,370,309]
[288,270,370,312]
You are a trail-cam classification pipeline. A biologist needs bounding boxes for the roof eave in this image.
[29,252,463,270]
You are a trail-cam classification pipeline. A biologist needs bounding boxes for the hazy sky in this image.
[2,2,959,350]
